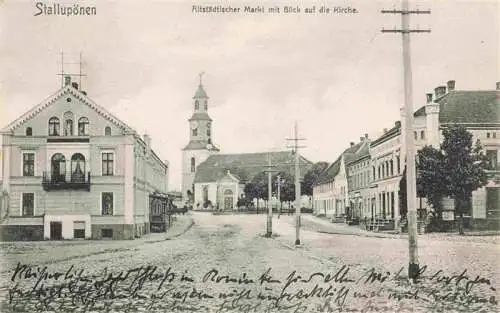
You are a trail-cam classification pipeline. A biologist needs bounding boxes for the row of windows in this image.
[22,152,114,177]
[349,170,370,190]
[374,156,401,181]
[27,115,113,137]
[20,192,114,216]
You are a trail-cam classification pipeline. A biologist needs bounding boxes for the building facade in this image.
[0,77,169,240]
[369,122,404,230]
[313,141,363,220]
[346,136,372,222]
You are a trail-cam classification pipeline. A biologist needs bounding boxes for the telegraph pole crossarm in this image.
[381,0,431,282]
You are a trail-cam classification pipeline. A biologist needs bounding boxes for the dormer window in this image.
[195,100,199,110]
[78,117,89,136]
[26,127,32,136]
[104,126,111,136]
[63,111,74,136]
[48,117,60,136]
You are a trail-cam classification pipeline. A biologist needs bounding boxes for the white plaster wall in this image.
[44,214,91,239]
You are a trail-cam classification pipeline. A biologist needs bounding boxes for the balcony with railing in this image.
[42,171,91,191]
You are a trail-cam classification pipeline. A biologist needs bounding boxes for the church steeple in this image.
[183,73,219,152]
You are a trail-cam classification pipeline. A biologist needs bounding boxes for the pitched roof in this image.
[1,84,135,134]
[193,84,209,99]
[370,123,401,148]
[347,140,371,165]
[437,90,499,124]
[314,141,364,185]
[183,140,220,151]
[194,151,313,183]
[315,156,342,185]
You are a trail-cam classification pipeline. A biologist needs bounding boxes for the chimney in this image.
[395,121,401,128]
[383,128,388,133]
[434,85,447,99]
[447,80,455,92]
[350,142,355,147]
[496,82,500,90]
[81,91,87,96]
[71,82,79,90]
[64,76,71,86]
[426,93,433,103]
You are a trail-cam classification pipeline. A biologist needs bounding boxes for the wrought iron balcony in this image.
[42,171,91,191]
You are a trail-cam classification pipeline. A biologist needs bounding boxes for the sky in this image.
[0,0,498,191]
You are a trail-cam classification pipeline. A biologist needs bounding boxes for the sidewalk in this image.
[0,215,195,270]
[287,214,500,244]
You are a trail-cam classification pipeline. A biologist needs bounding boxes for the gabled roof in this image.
[1,84,135,134]
[437,90,499,125]
[314,141,364,186]
[194,151,312,183]
[193,84,209,99]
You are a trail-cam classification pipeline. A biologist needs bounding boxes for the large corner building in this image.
[0,77,169,240]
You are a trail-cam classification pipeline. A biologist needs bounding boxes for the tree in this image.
[244,171,268,208]
[302,162,329,196]
[401,126,489,235]
[416,145,448,219]
[441,125,489,235]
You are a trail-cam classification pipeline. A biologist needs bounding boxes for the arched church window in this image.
[105,126,111,136]
[26,127,32,136]
[204,101,208,110]
[190,157,196,173]
[63,111,74,136]
[78,117,89,136]
[195,101,199,110]
[192,128,198,136]
[207,122,211,137]
[48,117,60,136]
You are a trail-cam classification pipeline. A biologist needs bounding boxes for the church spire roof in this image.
[193,84,208,99]
[193,72,209,99]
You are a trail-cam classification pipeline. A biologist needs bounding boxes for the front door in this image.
[50,221,62,240]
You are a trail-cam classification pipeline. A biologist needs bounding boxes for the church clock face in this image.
[190,121,198,129]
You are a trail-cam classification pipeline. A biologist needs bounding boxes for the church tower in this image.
[181,74,219,203]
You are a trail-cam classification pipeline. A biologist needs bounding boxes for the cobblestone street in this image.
[0,212,498,313]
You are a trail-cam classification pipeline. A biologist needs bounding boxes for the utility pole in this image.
[265,153,277,237]
[277,175,283,218]
[381,1,430,281]
[287,121,306,245]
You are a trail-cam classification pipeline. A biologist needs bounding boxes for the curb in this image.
[165,217,195,240]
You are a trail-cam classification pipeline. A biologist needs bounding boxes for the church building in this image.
[181,77,312,210]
